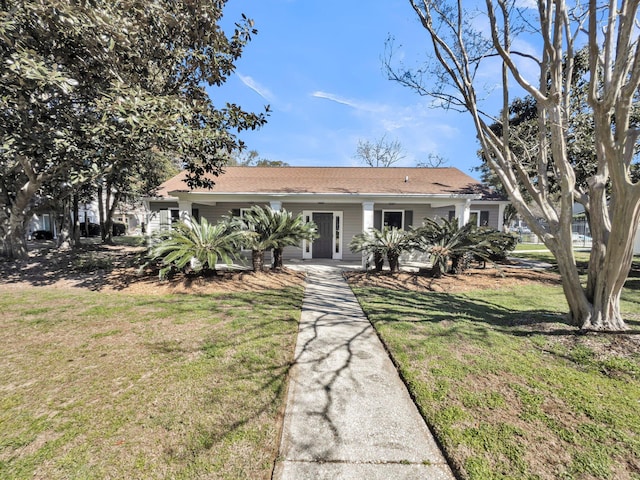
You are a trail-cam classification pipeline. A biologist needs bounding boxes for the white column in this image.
[455,200,471,227]
[498,203,506,232]
[362,202,375,268]
[178,200,193,226]
[270,200,282,211]
[362,201,374,232]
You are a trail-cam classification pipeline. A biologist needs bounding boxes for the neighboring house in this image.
[144,166,510,263]
[26,199,146,239]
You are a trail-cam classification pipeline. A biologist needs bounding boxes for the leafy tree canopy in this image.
[0,0,268,258]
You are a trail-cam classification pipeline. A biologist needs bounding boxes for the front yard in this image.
[3,242,640,479]
[349,265,640,480]
[0,281,304,479]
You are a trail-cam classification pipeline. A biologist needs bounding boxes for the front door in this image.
[312,213,333,259]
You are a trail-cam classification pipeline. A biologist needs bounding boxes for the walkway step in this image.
[273,269,455,480]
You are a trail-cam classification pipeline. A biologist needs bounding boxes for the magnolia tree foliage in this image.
[386,0,640,331]
[0,0,268,258]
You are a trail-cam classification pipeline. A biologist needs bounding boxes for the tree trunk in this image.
[582,194,640,331]
[56,199,73,251]
[72,193,81,247]
[2,180,39,259]
[252,249,265,272]
[272,248,283,270]
[4,208,29,259]
[374,251,384,272]
[430,261,443,278]
[387,252,399,273]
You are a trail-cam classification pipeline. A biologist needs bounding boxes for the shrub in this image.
[148,217,242,279]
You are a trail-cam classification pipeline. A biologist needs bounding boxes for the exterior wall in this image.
[431,203,502,229]
[146,199,507,263]
[147,201,179,232]
[279,202,362,262]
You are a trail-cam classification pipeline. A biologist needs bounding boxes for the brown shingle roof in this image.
[155,167,486,198]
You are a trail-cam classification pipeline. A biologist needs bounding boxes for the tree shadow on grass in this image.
[355,287,640,340]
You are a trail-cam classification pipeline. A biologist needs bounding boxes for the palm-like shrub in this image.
[149,217,242,279]
[350,227,410,273]
[349,229,385,271]
[235,206,318,271]
[411,218,516,277]
[269,210,318,270]
[471,227,518,263]
[377,227,410,273]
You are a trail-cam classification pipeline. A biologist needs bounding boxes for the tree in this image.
[228,149,289,167]
[0,0,268,259]
[354,135,406,167]
[386,0,640,331]
[417,153,449,168]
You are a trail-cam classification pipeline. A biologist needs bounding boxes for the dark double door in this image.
[312,213,333,259]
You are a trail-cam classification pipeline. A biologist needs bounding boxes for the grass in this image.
[112,235,147,247]
[351,275,640,479]
[513,248,592,265]
[0,286,303,479]
[514,242,549,251]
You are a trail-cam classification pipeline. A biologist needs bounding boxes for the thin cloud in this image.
[238,74,275,102]
[311,91,359,108]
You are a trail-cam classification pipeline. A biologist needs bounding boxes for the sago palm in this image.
[350,229,385,271]
[237,206,318,271]
[268,210,318,270]
[149,217,242,279]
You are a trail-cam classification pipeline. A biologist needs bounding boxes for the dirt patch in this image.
[0,242,305,294]
[345,265,561,293]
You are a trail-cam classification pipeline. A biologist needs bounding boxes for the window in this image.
[468,210,490,227]
[374,210,413,230]
[383,210,404,229]
[231,208,252,218]
[159,209,179,230]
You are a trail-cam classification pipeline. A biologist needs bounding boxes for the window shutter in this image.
[448,210,455,221]
[159,210,169,230]
[374,210,382,230]
[231,208,241,217]
[480,211,490,227]
[191,208,200,222]
[404,210,413,230]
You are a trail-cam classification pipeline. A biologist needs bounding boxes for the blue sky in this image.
[213,0,495,179]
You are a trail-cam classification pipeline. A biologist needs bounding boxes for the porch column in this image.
[455,199,471,227]
[178,200,193,226]
[362,202,375,269]
[270,200,282,211]
[498,203,506,232]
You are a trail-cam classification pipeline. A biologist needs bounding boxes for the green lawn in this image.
[0,286,303,480]
[351,277,640,479]
[514,242,549,251]
[513,248,592,265]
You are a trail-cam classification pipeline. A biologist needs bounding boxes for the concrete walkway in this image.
[273,265,455,480]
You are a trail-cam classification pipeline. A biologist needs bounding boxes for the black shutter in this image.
[480,211,490,227]
[191,208,200,222]
[374,210,382,230]
[448,210,455,221]
[404,210,413,230]
[231,208,241,217]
